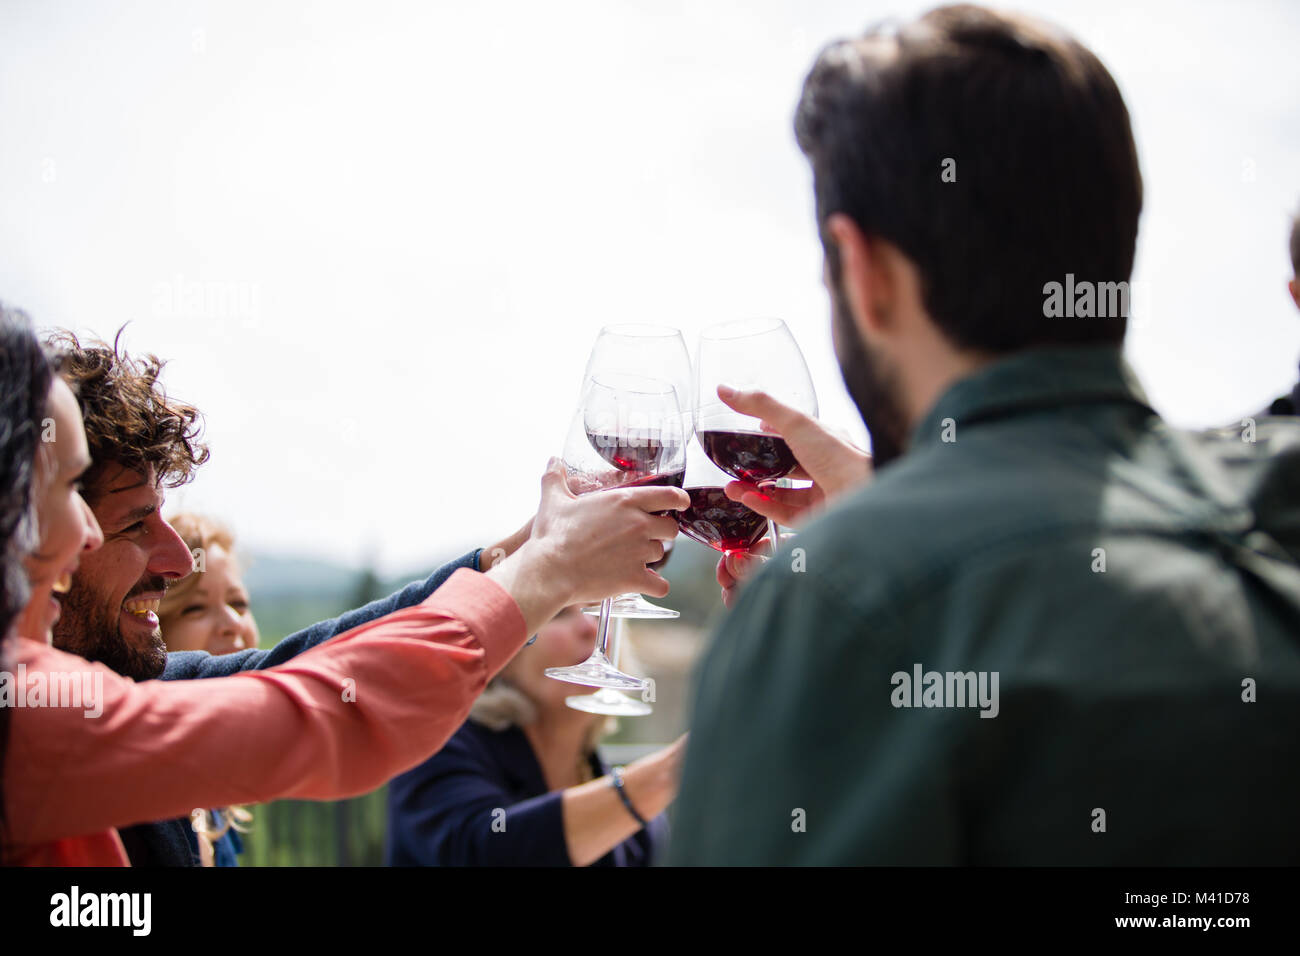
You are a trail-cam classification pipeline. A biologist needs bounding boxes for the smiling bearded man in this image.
[49,333,203,680]
[44,329,537,867]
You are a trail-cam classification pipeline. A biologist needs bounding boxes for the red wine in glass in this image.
[587,430,683,473]
[598,470,685,493]
[697,430,797,484]
[677,487,769,553]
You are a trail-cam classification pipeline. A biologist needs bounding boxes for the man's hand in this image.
[716,384,871,528]
[487,459,689,634]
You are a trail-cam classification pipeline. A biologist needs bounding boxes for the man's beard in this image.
[830,279,910,470]
[52,576,170,680]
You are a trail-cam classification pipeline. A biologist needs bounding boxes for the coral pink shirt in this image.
[2,568,526,866]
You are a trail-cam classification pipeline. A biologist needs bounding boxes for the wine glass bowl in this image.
[697,430,799,485]
[694,318,819,550]
[676,486,769,555]
[675,433,768,557]
[581,324,693,429]
[694,318,818,479]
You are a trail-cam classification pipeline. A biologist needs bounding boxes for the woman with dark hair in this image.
[0,304,687,864]
[0,303,58,838]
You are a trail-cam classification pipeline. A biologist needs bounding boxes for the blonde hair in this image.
[189,806,253,866]
[159,513,239,622]
[470,678,613,756]
[166,513,253,859]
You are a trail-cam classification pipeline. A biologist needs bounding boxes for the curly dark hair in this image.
[44,328,209,499]
[0,302,59,835]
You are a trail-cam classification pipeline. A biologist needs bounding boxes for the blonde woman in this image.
[386,608,687,866]
[158,513,258,655]
[157,513,258,866]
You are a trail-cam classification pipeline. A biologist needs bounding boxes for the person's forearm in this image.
[6,570,528,845]
[560,754,677,867]
[480,517,534,571]
[164,551,485,680]
[484,539,572,636]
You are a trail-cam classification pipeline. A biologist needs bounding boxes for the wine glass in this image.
[675,433,769,557]
[565,618,653,716]
[544,374,685,690]
[581,324,693,426]
[694,318,818,552]
[580,324,693,620]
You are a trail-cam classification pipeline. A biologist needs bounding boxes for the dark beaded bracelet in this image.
[610,766,647,828]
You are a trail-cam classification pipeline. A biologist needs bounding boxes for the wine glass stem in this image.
[596,597,614,658]
[760,479,781,555]
[609,617,624,668]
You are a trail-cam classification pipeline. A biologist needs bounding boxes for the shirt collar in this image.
[909,345,1155,452]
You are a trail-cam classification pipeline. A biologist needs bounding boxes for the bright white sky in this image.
[2,0,1298,573]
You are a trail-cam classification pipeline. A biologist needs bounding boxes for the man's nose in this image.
[149,518,198,578]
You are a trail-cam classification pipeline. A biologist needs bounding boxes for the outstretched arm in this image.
[161,514,536,680]
[6,459,687,847]
[8,569,527,845]
[161,549,483,680]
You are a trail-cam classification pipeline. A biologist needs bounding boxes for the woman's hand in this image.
[561,733,690,867]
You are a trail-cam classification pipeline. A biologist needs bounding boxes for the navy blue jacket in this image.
[385,718,667,867]
[118,549,483,867]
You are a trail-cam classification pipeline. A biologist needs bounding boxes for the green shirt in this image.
[670,346,1300,865]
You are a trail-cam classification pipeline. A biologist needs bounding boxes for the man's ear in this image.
[1289,277,1299,311]
[826,213,889,339]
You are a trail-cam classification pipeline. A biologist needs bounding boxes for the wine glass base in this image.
[583,593,680,620]
[545,655,648,691]
[566,688,653,716]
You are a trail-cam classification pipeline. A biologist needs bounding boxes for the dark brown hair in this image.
[0,304,58,839]
[44,328,209,499]
[795,4,1143,352]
